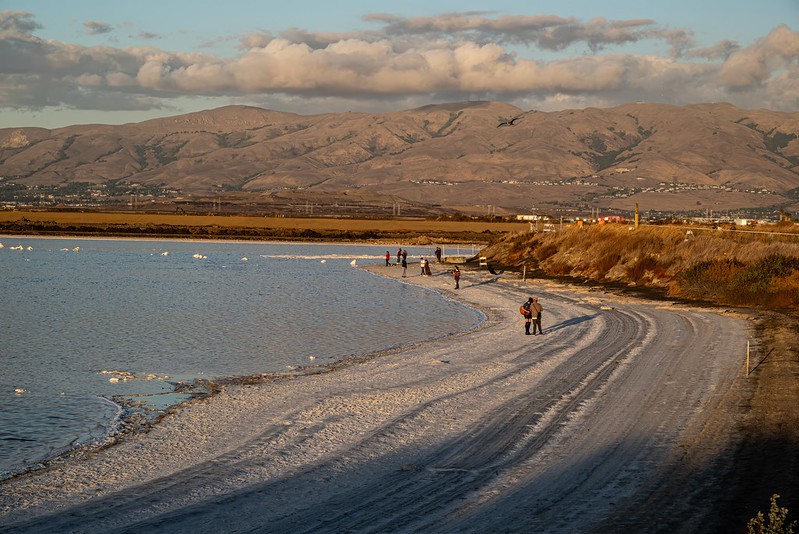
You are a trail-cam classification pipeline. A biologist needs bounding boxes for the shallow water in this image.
[0,238,483,478]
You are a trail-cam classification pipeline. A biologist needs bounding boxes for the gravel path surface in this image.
[0,263,751,533]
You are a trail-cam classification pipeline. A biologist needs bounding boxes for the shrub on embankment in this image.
[481,223,799,308]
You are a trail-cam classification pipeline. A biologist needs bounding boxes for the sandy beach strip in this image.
[0,261,751,533]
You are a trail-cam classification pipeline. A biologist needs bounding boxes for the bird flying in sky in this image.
[497,116,522,127]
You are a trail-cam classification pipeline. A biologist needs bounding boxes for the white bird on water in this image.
[350,259,357,266]
[320,259,326,263]
[161,251,169,256]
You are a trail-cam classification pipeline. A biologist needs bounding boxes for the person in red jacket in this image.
[453,265,461,289]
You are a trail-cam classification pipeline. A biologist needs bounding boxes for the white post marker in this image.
[745,340,750,377]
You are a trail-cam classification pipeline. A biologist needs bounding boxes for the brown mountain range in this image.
[2,101,798,217]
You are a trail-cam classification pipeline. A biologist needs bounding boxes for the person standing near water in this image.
[397,248,402,265]
[453,265,460,289]
[420,257,427,276]
[385,251,391,266]
[401,256,407,277]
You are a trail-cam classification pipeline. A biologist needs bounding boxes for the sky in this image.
[1,0,798,128]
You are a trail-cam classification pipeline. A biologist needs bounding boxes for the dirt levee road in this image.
[0,264,750,532]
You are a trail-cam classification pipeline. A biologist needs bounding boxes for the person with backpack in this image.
[520,297,534,335]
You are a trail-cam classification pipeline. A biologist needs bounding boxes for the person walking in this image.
[397,248,402,265]
[520,297,534,335]
[401,256,407,277]
[435,247,442,263]
[530,297,544,335]
[453,265,461,289]
[420,257,427,276]
[385,251,391,266]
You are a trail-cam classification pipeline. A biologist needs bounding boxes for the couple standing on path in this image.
[391,249,409,276]
[399,249,408,277]
[420,257,432,277]
[521,297,544,335]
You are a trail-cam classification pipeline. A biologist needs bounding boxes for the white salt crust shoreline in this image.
[0,262,751,533]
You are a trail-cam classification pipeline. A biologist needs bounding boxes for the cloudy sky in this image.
[1,0,798,128]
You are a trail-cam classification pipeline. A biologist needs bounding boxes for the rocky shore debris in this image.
[100,370,171,383]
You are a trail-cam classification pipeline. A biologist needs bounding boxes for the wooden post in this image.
[523,265,527,282]
[745,340,750,377]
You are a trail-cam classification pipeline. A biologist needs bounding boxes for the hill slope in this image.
[2,101,798,216]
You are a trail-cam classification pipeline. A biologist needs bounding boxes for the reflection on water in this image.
[0,238,483,478]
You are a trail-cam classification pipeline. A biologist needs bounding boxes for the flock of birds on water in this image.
[0,242,253,261]
[2,241,361,267]
[4,240,367,395]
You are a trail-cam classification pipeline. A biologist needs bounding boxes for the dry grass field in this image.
[484,222,799,305]
[0,210,529,243]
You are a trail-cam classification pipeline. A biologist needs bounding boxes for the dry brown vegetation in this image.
[0,210,528,244]
[482,223,799,308]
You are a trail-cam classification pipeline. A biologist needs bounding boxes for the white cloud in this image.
[0,10,797,116]
[718,25,799,89]
[0,10,40,35]
[83,20,113,35]
[688,39,740,61]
